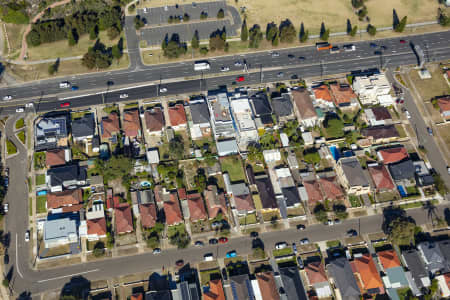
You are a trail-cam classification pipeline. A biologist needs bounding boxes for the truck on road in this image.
[316,42,332,51]
[194,61,210,71]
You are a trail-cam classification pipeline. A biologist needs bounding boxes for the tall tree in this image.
[240,19,248,42]
[367,24,377,36]
[346,19,352,35]
[350,25,358,37]
[248,24,263,48]
[67,28,78,46]
[392,9,400,29]
[89,25,98,40]
[299,22,308,43]
[266,22,278,42]
[279,19,296,43]
[395,16,407,32]
[191,30,200,49]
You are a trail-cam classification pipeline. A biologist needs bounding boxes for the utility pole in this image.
[260,64,263,84]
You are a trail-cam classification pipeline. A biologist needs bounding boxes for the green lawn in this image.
[35,174,46,186]
[406,186,419,196]
[36,195,47,213]
[6,139,17,155]
[273,247,293,257]
[34,152,46,170]
[103,106,119,114]
[199,268,221,286]
[239,213,258,225]
[17,131,25,144]
[15,118,24,129]
[326,240,341,248]
[220,156,245,182]
[349,195,362,207]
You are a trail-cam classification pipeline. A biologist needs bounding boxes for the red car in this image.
[218,237,228,244]
[236,76,245,82]
[60,102,70,108]
[399,39,406,44]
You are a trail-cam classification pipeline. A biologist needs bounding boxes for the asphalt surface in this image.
[1,30,450,104]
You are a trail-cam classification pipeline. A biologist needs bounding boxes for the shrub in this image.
[217,9,225,19]
[367,24,377,36]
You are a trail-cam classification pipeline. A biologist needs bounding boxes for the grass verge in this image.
[6,139,17,155]
[15,118,25,129]
[35,174,46,186]
[36,195,47,214]
[17,131,25,144]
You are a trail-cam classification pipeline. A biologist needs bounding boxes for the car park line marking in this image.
[37,269,99,283]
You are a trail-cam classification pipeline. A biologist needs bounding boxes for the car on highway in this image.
[25,230,30,242]
[427,127,433,136]
[16,107,24,113]
[330,46,340,54]
[107,80,114,86]
[405,110,411,119]
[277,72,284,78]
[226,251,237,258]
[291,74,299,80]
[370,42,377,48]
[400,39,407,44]
[236,76,245,82]
[3,203,8,213]
[71,86,79,91]
[287,54,295,59]
[343,44,356,51]
[59,81,71,88]
[25,103,33,108]
[195,241,204,247]
[209,238,218,245]
[374,50,382,55]
[234,61,242,66]
[2,95,12,101]
[60,102,70,108]
[271,52,280,58]
[381,45,388,50]
[119,93,129,99]
[221,66,230,72]
[204,253,214,261]
[218,237,228,244]
[275,242,288,249]
[298,56,306,60]
[175,259,184,266]
[297,256,304,269]
[250,231,259,238]
[347,229,358,237]
[160,87,168,93]
[300,238,309,245]
[152,248,161,254]
[296,224,306,230]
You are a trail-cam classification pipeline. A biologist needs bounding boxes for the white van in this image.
[204,253,214,261]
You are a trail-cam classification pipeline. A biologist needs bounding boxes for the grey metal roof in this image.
[231,183,250,196]
[250,92,272,116]
[230,274,254,300]
[44,217,77,243]
[339,157,369,187]
[145,290,172,300]
[385,266,409,287]
[388,159,416,181]
[438,239,450,271]
[279,266,308,300]
[281,186,300,207]
[71,113,95,138]
[418,241,447,274]
[47,165,87,187]
[327,257,360,300]
[217,139,239,156]
[271,94,293,117]
[190,101,210,124]
[177,281,200,300]
[401,249,429,289]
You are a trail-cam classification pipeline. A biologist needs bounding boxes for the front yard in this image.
[36,195,47,213]
[199,268,221,286]
[408,66,450,102]
[220,156,246,182]
[272,247,293,257]
[35,174,46,186]
[34,152,46,170]
[348,195,362,207]
[239,213,258,225]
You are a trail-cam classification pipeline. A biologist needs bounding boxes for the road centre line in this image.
[37,269,99,283]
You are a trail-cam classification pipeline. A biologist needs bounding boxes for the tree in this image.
[134,15,145,30]
[438,8,450,27]
[199,47,209,55]
[112,45,122,60]
[169,135,184,159]
[279,19,296,43]
[299,22,308,43]
[367,24,377,36]
[163,34,187,58]
[313,204,328,223]
[2,278,9,288]
[209,28,227,51]
[392,9,400,29]
[93,241,105,257]
[247,144,264,162]
[95,155,134,182]
[67,29,78,46]
[48,58,60,75]
[347,19,352,35]
[200,11,208,20]
[107,26,120,40]
[303,149,320,164]
[358,6,368,20]
[191,30,200,49]
[395,16,407,32]
[194,169,207,193]
[350,25,358,37]
[89,25,98,40]
[169,226,191,248]
[351,0,364,9]
[183,13,190,22]
[319,23,329,41]
[388,218,416,246]
[266,22,278,42]
[272,33,279,46]
[333,202,348,220]
[248,24,263,48]
[240,19,248,42]
[433,172,448,195]
[217,8,225,19]
[128,4,136,13]
[27,30,41,46]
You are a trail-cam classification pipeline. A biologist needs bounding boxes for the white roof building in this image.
[43,217,78,248]
[263,149,281,163]
[146,148,160,164]
[302,132,314,145]
[217,139,239,156]
[280,133,289,147]
[230,94,259,151]
[352,73,391,105]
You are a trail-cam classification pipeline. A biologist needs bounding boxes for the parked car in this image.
[204,253,214,261]
[326,219,334,226]
[334,218,341,225]
[119,94,129,99]
[400,39,407,44]
[234,61,242,66]
[291,74,299,80]
[296,224,306,230]
[60,102,70,108]
[277,72,284,78]
[15,107,24,113]
[370,43,377,48]
[427,127,433,136]
[25,103,33,108]
[236,76,245,82]
[221,66,230,72]
[297,256,304,269]
[287,54,295,59]
[226,251,237,258]
[347,229,358,237]
[176,259,184,266]
[209,238,218,245]
[195,241,204,247]
[300,238,309,245]
[298,56,306,60]
[374,50,382,55]
[218,237,228,244]
[275,242,288,249]
[25,230,30,242]
[405,110,411,119]
[159,87,168,93]
[3,203,8,213]
[292,243,297,254]
[152,248,161,254]
[250,231,259,238]
[5,168,9,177]
[221,268,228,280]
[4,177,8,188]
[3,95,12,101]
[71,85,79,91]
[271,52,280,58]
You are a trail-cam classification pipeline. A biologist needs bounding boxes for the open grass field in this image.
[3,23,27,59]
[408,65,450,101]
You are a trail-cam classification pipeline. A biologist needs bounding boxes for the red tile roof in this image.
[168,104,187,127]
[313,84,332,102]
[62,204,83,213]
[438,97,450,115]
[319,177,344,200]
[377,249,401,269]
[204,279,226,300]
[101,112,120,139]
[163,193,183,225]
[378,147,409,164]
[130,294,143,300]
[304,180,323,207]
[177,188,187,200]
[187,193,207,221]
[368,165,395,191]
[205,185,227,219]
[144,107,164,132]
[47,189,82,209]
[106,189,113,209]
[46,149,66,167]
[123,109,141,138]
[330,83,356,106]
[115,203,133,234]
[154,185,163,203]
[139,203,157,228]
[256,272,280,300]
[353,253,384,294]
[113,196,121,209]
[443,273,450,290]
[305,260,328,285]
[234,193,255,212]
[87,217,107,237]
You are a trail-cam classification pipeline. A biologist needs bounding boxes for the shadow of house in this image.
[61,276,91,300]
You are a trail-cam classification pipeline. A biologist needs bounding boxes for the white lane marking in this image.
[16,233,24,278]
[37,269,99,283]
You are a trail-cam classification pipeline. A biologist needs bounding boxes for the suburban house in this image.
[203,279,225,300]
[71,113,96,143]
[146,148,160,165]
[45,148,71,168]
[319,176,344,201]
[47,189,83,211]
[312,84,334,108]
[230,183,255,215]
[401,249,431,291]
[368,164,396,192]
[417,241,449,275]
[204,185,227,219]
[252,271,280,300]
[279,266,308,300]
[437,96,450,120]
[281,186,301,209]
[46,164,87,192]
[207,92,235,140]
[139,203,157,229]
[229,274,255,300]
[361,125,400,144]
[174,280,201,300]
[100,111,120,143]
[255,175,278,210]
[189,97,211,139]
[329,82,359,108]
[144,107,165,135]
[352,73,392,106]
[388,159,416,184]
[351,253,385,295]
[216,139,239,157]
[377,147,409,164]
[115,203,133,234]
[336,157,370,195]
[86,217,107,241]
[249,91,273,128]
[364,107,393,126]
[271,93,294,124]
[327,256,361,300]
[123,109,142,139]
[378,249,409,293]
[168,103,187,130]
[35,114,69,150]
[292,89,319,128]
[130,293,143,300]
[304,260,333,298]
[229,92,259,150]
[413,160,435,187]
[43,217,78,248]
[187,193,208,222]
[163,192,183,226]
[303,180,323,208]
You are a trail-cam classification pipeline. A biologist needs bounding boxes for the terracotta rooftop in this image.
[204,185,227,219]
[62,204,83,213]
[313,84,332,102]
[163,193,183,225]
[123,109,141,138]
[319,177,344,200]
[177,188,187,200]
[47,189,82,209]
[87,217,107,236]
[378,147,409,164]
[256,272,280,300]
[305,260,328,285]
[438,97,450,113]
[46,148,66,167]
[361,125,399,140]
[101,112,120,139]
[139,203,157,228]
[304,180,323,207]
[144,107,165,132]
[168,104,187,127]
[187,193,207,221]
[115,203,133,234]
[234,193,255,212]
[368,165,395,191]
[204,279,225,300]
[377,249,401,269]
[353,253,384,294]
[292,89,317,120]
[130,294,143,300]
[330,83,356,106]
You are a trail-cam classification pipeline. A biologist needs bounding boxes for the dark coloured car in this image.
[374,50,382,55]
[3,250,9,265]
[400,39,407,44]
[250,231,259,238]
[296,224,306,230]
[427,127,433,136]
[176,259,184,266]
[107,80,114,86]
[209,238,218,245]
[218,237,228,244]
[381,45,388,50]
[370,42,377,48]
[291,74,299,80]
[288,54,295,59]
[297,256,304,269]
[347,229,357,237]
[298,56,306,60]
[222,268,228,280]
[71,85,79,91]
[195,240,204,247]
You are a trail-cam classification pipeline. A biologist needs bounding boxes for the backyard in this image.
[220,156,246,182]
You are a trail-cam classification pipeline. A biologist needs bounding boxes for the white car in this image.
[405,110,411,119]
[447,166,450,175]
[16,107,24,113]
[119,93,129,99]
[59,82,70,88]
[159,88,167,93]
[3,203,8,213]
[152,248,161,254]
[25,103,34,108]
[221,66,230,72]
[300,238,309,245]
[271,52,280,57]
[204,253,214,261]
[275,242,288,249]
[3,95,12,101]
[25,231,30,242]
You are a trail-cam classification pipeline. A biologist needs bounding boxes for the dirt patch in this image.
[408,66,450,102]
[37,256,82,269]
